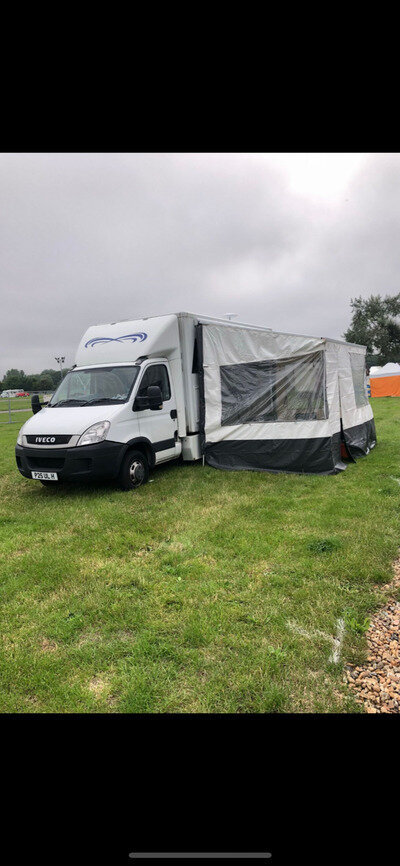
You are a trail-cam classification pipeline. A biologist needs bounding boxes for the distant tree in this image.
[40,368,62,388]
[25,374,41,391]
[2,369,27,389]
[39,374,54,391]
[1,367,62,392]
[344,293,400,367]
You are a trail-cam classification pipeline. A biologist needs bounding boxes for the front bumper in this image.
[15,441,125,482]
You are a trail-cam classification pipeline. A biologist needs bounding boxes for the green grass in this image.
[0,411,33,427]
[1,398,399,713]
[0,394,50,415]
[0,398,31,411]
[0,395,36,426]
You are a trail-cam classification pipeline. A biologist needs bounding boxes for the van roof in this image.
[179,312,366,348]
[94,311,366,350]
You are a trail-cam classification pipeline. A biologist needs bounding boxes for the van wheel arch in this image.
[122,439,155,469]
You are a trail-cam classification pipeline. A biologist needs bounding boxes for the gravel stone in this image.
[346,559,400,713]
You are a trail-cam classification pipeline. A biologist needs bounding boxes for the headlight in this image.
[77,420,110,447]
[17,426,25,445]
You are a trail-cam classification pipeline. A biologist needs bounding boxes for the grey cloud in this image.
[1,152,399,374]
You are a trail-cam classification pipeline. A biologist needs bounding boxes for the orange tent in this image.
[370,363,400,397]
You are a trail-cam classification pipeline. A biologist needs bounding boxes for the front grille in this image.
[26,435,71,445]
[26,455,65,471]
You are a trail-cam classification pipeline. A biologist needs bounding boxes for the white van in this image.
[15,313,204,488]
[15,312,376,487]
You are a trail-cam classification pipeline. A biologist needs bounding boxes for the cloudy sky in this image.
[1,152,400,374]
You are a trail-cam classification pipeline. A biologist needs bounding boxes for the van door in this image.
[134,362,181,463]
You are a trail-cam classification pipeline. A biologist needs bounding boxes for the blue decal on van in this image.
[85,333,148,348]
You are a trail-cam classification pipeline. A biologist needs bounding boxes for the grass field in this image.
[0,395,50,424]
[0,398,32,411]
[0,399,399,713]
[0,411,34,425]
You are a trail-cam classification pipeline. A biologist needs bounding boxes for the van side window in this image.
[138,364,171,401]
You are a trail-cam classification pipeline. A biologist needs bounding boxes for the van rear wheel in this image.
[119,450,149,490]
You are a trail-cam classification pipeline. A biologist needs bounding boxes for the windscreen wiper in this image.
[50,399,91,407]
[84,398,125,405]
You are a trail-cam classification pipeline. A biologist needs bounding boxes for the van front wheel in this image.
[119,450,149,490]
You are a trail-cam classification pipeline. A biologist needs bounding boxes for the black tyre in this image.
[119,449,149,490]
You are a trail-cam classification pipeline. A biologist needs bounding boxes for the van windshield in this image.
[49,366,140,407]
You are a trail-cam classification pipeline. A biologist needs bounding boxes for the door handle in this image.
[170,409,177,419]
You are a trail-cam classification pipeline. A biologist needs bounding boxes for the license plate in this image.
[31,471,58,481]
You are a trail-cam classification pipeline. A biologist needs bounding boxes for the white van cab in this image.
[16,313,202,489]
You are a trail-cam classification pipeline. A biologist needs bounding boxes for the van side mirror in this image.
[31,394,42,414]
[133,385,163,411]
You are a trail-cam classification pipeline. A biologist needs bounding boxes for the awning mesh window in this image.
[220,351,327,425]
[349,354,368,408]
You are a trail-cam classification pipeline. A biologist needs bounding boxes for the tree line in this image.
[0,368,63,392]
[343,292,400,368]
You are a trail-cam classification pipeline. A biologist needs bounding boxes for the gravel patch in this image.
[346,560,400,713]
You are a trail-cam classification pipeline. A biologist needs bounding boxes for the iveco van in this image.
[15,312,375,487]
[15,313,204,489]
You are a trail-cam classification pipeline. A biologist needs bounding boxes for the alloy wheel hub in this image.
[129,460,144,484]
